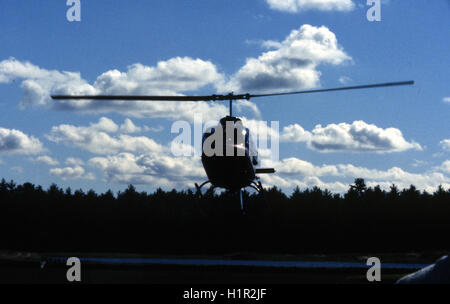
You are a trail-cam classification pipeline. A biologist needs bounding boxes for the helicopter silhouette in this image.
[52,80,414,211]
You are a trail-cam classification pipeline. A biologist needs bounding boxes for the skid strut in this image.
[194,180,211,197]
[194,179,266,215]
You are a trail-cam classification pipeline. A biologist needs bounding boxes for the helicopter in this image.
[52,80,414,211]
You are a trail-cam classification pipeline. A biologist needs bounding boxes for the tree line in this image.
[0,178,449,254]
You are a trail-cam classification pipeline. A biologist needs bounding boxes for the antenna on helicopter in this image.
[228,92,234,117]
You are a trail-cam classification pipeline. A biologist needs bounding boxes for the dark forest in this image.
[1,178,449,255]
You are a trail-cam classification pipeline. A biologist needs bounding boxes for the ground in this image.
[1,251,441,284]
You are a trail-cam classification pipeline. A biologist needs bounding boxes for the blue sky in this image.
[0,0,449,194]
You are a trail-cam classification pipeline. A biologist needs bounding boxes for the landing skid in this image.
[195,180,212,195]
[194,179,266,215]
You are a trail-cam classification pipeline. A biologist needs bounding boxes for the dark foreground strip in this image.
[47,256,428,270]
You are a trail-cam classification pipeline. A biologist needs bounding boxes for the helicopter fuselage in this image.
[201,152,256,191]
[201,116,259,191]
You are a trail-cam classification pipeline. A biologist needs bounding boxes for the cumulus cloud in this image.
[443,97,450,103]
[261,157,450,193]
[85,145,446,193]
[120,118,143,133]
[92,59,224,95]
[33,155,59,166]
[33,114,427,191]
[258,171,348,193]
[225,25,351,93]
[307,121,422,153]
[0,57,227,122]
[334,164,447,190]
[275,157,339,176]
[234,100,262,119]
[266,0,355,13]
[65,157,84,166]
[119,118,159,133]
[280,124,312,143]
[46,117,163,155]
[11,166,24,174]
[89,152,205,188]
[146,125,164,133]
[1,25,354,122]
[42,118,443,192]
[440,139,450,152]
[278,120,421,153]
[411,159,427,168]
[0,127,44,155]
[50,166,95,180]
[0,58,94,107]
[440,161,450,174]
[339,76,352,84]
[90,117,120,133]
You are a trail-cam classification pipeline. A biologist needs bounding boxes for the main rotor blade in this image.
[51,80,414,101]
[250,81,414,98]
[51,93,251,101]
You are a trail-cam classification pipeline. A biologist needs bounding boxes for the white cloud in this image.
[266,0,355,13]
[89,152,205,188]
[120,118,143,133]
[307,121,422,153]
[0,127,44,155]
[262,157,450,193]
[92,58,224,95]
[0,57,227,122]
[443,97,450,103]
[11,166,23,173]
[339,76,352,84]
[50,166,95,180]
[65,157,84,166]
[47,117,163,155]
[84,138,448,193]
[260,173,349,193]
[278,120,421,153]
[34,155,59,166]
[0,57,95,107]
[43,117,445,193]
[261,40,283,49]
[334,164,447,190]
[225,25,351,93]
[145,125,164,133]
[280,124,312,143]
[411,159,427,168]
[440,160,450,174]
[440,139,450,152]
[1,26,353,122]
[42,115,428,192]
[234,100,261,118]
[276,157,339,176]
[90,117,120,133]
